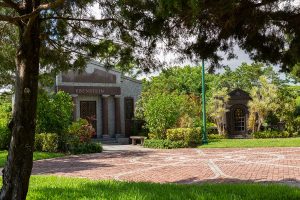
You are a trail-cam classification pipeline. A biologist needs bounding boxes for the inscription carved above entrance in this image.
[57,86,121,95]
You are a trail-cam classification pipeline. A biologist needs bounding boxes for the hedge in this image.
[252,130,291,138]
[68,142,103,154]
[166,128,202,146]
[143,139,186,149]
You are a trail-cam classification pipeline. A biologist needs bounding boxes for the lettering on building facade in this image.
[57,86,121,95]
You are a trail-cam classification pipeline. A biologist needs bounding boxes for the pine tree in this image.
[0,1,299,199]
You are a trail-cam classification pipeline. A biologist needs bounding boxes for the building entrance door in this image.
[125,98,134,137]
[233,107,246,134]
[80,101,97,137]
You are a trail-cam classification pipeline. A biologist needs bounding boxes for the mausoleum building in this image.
[225,89,251,137]
[55,61,142,139]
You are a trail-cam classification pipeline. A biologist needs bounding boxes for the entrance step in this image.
[93,135,129,145]
[93,136,118,144]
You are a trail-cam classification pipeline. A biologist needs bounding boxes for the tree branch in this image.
[0,0,65,23]
[42,16,118,23]
[0,14,17,24]
[0,0,21,11]
[41,16,136,32]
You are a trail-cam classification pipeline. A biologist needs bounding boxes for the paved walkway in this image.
[32,146,300,185]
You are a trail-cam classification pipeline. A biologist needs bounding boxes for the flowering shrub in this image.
[68,119,95,143]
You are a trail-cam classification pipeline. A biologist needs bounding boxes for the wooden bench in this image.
[130,136,146,145]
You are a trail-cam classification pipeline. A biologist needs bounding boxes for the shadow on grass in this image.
[27,176,300,200]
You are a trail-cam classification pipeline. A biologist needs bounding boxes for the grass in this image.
[0,151,65,167]
[0,176,296,200]
[199,138,300,148]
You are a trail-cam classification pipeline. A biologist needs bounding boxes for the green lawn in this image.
[1,176,297,200]
[0,151,65,167]
[199,138,300,148]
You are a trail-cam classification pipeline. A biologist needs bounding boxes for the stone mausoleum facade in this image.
[224,89,251,137]
[55,61,142,139]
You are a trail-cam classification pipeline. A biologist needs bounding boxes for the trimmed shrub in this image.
[252,130,291,138]
[143,139,186,149]
[69,142,103,154]
[35,133,59,152]
[166,128,201,146]
[208,134,226,140]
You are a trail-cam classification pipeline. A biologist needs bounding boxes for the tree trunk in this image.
[0,17,40,200]
[257,120,262,132]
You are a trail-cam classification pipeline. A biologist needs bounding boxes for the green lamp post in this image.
[201,59,208,144]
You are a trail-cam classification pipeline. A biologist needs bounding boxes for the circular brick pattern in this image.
[32,147,300,185]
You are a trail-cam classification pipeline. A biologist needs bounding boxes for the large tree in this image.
[0,1,160,199]
[0,0,299,199]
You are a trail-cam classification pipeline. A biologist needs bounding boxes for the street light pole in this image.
[201,59,208,144]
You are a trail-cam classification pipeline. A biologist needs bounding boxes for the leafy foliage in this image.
[65,119,100,154]
[0,95,12,150]
[248,76,280,132]
[67,119,96,144]
[34,133,59,153]
[68,142,103,155]
[166,128,201,147]
[137,63,294,136]
[207,88,229,135]
[213,63,284,92]
[275,87,300,134]
[36,91,73,135]
[141,93,186,138]
[252,131,292,139]
[143,139,186,149]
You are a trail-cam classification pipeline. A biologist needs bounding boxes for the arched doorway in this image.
[229,105,248,135]
[234,108,246,132]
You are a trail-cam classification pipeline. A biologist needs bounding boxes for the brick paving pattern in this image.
[32,147,300,185]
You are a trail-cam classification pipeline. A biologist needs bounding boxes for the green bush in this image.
[35,133,59,152]
[208,134,226,140]
[68,142,103,154]
[64,119,97,153]
[143,139,186,149]
[166,128,201,146]
[0,123,10,150]
[68,119,95,143]
[252,130,291,138]
[143,93,186,138]
[0,100,12,150]
[34,134,43,151]
[36,90,73,135]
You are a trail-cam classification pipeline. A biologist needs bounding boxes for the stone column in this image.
[71,94,78,121]
[114,95,121,135]
[102,95,109,135]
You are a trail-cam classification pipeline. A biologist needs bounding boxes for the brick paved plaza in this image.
[32,146,300,185]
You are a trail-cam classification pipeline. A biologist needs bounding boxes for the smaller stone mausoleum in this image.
[55,61,142,139]
[225,89,251,137]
